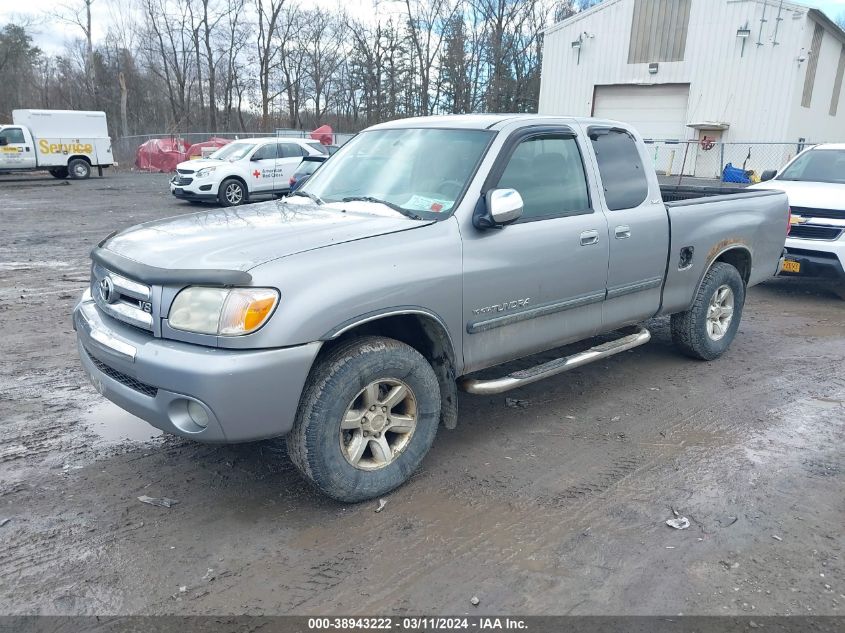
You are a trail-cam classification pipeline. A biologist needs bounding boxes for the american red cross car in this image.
[170,137,328,206]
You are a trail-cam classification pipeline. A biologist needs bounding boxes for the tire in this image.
[49,167,69,179]
[671,262,746,361]
[287,336,441,502]
[218,178,247,206]
[67,158,91,180]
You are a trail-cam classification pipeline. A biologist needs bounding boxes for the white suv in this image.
[751,144,845,297]
[170,137,328,206]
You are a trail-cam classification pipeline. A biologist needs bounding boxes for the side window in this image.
[589,129,649,210]
[279,143,306,158]
[2,128,25,144]
[252,144,277,161]
[495,135,591,220]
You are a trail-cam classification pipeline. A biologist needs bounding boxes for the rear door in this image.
[277,142,308,189]
[584,126,669,328]
[461,127,610,373]
[0,127,36,169]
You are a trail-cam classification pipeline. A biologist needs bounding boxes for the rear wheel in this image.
[286,336,440,502]
[49,167,69,179]
[671,262,746,360]
[67,158,91,180]
[218,178,247,206]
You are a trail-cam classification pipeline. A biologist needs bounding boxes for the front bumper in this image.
[781,237,845,282]
[74,298,321,443]
[170,177,218,201]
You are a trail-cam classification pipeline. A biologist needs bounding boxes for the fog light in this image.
[187,400,209,428]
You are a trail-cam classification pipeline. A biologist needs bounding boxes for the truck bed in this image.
[660,184,759,204]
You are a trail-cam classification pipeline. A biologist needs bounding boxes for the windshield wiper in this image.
[288,190,324,205]
[341,196,422,220]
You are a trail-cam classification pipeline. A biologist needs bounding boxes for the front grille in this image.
[176,168,195,175]
[791,206,845,221]
[85,348,158,398]
[789,225,843,240]
[91,264,154,331]
[173,176,193,186]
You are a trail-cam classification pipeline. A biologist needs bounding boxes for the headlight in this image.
[195,166,217,178]
[168,287,279,336]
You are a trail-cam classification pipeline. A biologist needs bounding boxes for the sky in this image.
[2,0,845,54]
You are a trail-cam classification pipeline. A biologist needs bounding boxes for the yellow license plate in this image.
[783,260,801,273]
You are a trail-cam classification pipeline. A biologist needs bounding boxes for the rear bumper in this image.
[73,298,321,443]
[781,238,845,282]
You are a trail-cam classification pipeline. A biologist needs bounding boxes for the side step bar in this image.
[458,326,651,395]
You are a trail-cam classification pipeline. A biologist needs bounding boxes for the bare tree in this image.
[57,0,97,106]
[255,0,286,128]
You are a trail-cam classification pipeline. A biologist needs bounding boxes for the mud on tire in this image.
[671,262,746,361]
[286,336,440,503]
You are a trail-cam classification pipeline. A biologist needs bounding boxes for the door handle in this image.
[615,225,631,239]
[580,230,600,246]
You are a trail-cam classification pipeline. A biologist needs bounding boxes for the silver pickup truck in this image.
[74,115,788,501]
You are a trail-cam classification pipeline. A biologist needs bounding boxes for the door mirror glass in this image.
[760,169,777,182]
[486,188,524,225]
[0,137,7,146]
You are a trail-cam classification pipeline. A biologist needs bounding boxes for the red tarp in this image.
[135,137,190,172]
[310,125,333,145]
[185,136,231,160]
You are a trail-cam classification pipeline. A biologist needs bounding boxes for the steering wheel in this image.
[437,179,464,199]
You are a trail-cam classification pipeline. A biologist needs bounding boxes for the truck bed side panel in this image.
[659,191,788,316]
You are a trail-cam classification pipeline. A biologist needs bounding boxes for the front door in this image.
[248,142,278,193]
[461,129,610,373]
[585,127,669,329]
[0,127,35,169]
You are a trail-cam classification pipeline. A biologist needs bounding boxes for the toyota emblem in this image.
[99,276,116,304]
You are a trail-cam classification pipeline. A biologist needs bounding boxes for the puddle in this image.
[85,401,163,445]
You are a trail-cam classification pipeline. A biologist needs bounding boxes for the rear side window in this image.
[307,142,329,155]
[279,143,306,158]
[495,135,591,220]
[589,129,649,210]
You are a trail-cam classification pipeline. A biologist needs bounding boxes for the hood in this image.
[175,159,220,172]
[749,179,845,210]
[102,199,434,272]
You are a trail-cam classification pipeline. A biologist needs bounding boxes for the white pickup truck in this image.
[170,137,329,206]
[0,109,115,179]
[751,144,845,297]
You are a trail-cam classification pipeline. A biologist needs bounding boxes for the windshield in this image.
[209,142,257,161]
[299,128,494,218]
[778,149,845,184]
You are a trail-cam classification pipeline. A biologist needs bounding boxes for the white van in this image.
[0,109,115,179]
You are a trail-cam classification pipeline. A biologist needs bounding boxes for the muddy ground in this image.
[0,171,843,616]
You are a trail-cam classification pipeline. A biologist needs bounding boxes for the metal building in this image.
[539,0,845,175]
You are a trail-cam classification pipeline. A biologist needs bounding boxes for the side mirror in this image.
[761,170,777,182]
[0,137,7,146]
[474,188,524,229]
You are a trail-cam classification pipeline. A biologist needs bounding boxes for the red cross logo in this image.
[252,170,261,178]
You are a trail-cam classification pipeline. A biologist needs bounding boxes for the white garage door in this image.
[593,84,691,141]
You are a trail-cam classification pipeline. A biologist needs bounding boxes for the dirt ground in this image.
[0,171,843,616]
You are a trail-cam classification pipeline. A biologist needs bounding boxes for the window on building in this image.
[495,134,591,221]
[627,0,692,64]
[589,129,649,211]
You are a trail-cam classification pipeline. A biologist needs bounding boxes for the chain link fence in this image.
[113,129,355,169]
[645,140,819,185]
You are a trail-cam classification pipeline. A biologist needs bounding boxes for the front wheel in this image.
[67,158,91,180]
[671,262,746,360]
[218,178,248,206]
[286,336,441,502]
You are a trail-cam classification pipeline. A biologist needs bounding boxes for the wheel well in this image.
[68,155,91,165]
[714,247,751,285]
[322,314,460,429]
[220,175,247,190]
